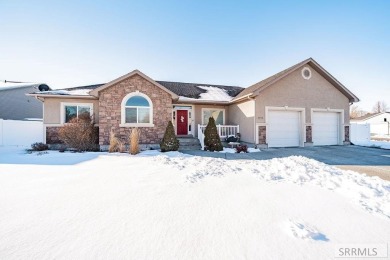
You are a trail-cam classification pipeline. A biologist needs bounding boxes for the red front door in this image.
[176,110,188,135]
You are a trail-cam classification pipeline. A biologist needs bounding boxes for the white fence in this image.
[350,123,370,143]
[0,119,43,146]
[197,124,240,150]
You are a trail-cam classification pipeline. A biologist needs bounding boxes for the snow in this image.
[42,89,91,96]
[1,147,390,259]
[178,86,234,102]
[218,147,261,153]
[353,140,390,149]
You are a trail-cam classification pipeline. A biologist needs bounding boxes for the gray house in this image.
[0,83,49,120]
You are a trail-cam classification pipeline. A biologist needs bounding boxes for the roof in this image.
[32,84,104,96]
[30,80,244,103]
[89,70,179,99]
[0,82,45,92]
[156,81,243,101]
[351,112,390,121]
[28,58,359,103]
[233,58,360,103]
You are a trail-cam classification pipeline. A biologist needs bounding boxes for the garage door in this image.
[268,110,301,147]
[312,112,339,145]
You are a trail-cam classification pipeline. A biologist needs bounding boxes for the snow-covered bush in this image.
[58,114,99,152]
[235,144,248,153]
[204,117,223,151]
[160,121,179,152]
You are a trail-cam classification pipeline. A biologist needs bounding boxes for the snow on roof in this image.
[178,86,234,102]
[41,89,91,96]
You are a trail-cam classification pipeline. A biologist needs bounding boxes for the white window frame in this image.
[120,91,154,127]
[61,102,93,124]
[201,108,225,125]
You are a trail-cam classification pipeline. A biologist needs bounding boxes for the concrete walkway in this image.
[181,145,390,181]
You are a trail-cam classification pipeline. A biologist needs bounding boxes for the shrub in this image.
[58,114,99,152]
[31,142,49,151]
[204,117,223,151]
[129,128,140,155]
[235,144,248,153]
[109,130,125,153]
[160,121,179,152]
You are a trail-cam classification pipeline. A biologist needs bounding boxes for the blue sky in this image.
[1,0,389,111]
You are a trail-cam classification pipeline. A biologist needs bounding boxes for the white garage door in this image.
[268,110,301,147]
[312,112,340,145]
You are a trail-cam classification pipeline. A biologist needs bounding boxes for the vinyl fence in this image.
[350,123,370,143]
[0,119,43,146]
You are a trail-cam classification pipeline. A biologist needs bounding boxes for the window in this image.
[62,103,92,123]
[202,109,225,125]
[121,92,153,127]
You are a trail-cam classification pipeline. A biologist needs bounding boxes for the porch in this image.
[197,124,240,150]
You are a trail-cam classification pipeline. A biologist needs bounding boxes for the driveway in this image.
[181,145,390,181]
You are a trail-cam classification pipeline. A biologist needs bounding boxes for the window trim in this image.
[120,91,154,127]
[61,102,93,124]
[201,108,225,125]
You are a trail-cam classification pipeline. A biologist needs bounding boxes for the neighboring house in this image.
[351,112,390,136]
[28,58,359,150]
[0,82,50,120]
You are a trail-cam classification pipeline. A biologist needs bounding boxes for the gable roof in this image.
[89,70,179,99]
[351,112,390,121]
[233,58,360,103]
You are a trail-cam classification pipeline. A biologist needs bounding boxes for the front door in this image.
[176,110,188,135]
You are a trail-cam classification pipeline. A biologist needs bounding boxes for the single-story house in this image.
[28,58,359,150]
[351,112,390,136]
[0,82,50,120]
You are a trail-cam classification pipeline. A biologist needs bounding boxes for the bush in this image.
[204,117,223,151]
[129,128,140,155]
[109,130,125,153]
[58,113,99,152]
[31,142,49,151]
[235,144,248,153]
[160,121,179,152]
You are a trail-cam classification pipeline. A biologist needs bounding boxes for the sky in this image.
[0,0,389,111]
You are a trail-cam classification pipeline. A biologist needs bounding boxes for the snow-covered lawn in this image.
[0,147,390,259]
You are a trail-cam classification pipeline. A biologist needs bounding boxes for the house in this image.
[28,58,359,150]
[0,82,50,120]
[351,112,390,136]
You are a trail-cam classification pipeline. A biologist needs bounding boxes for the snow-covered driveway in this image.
[0,148,389,259]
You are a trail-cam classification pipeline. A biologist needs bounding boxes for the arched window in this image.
[121,92,154,127]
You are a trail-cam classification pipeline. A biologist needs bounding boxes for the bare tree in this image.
[350,105,367,119]
[372,101,389,113]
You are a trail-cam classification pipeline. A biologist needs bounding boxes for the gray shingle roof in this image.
[156,81,243,99]
[32,82,244,99]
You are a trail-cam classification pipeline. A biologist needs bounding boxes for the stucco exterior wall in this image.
[193,104,229,137]
[227,100,255,143]
[98,74,172,145]
[254,65,350,124]
[43,97,99,124]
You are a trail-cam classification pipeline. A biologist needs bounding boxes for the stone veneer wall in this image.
[344,125,350,142]
[306,126,312,143]
[258,126,266,144]
[99,74,173,145]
